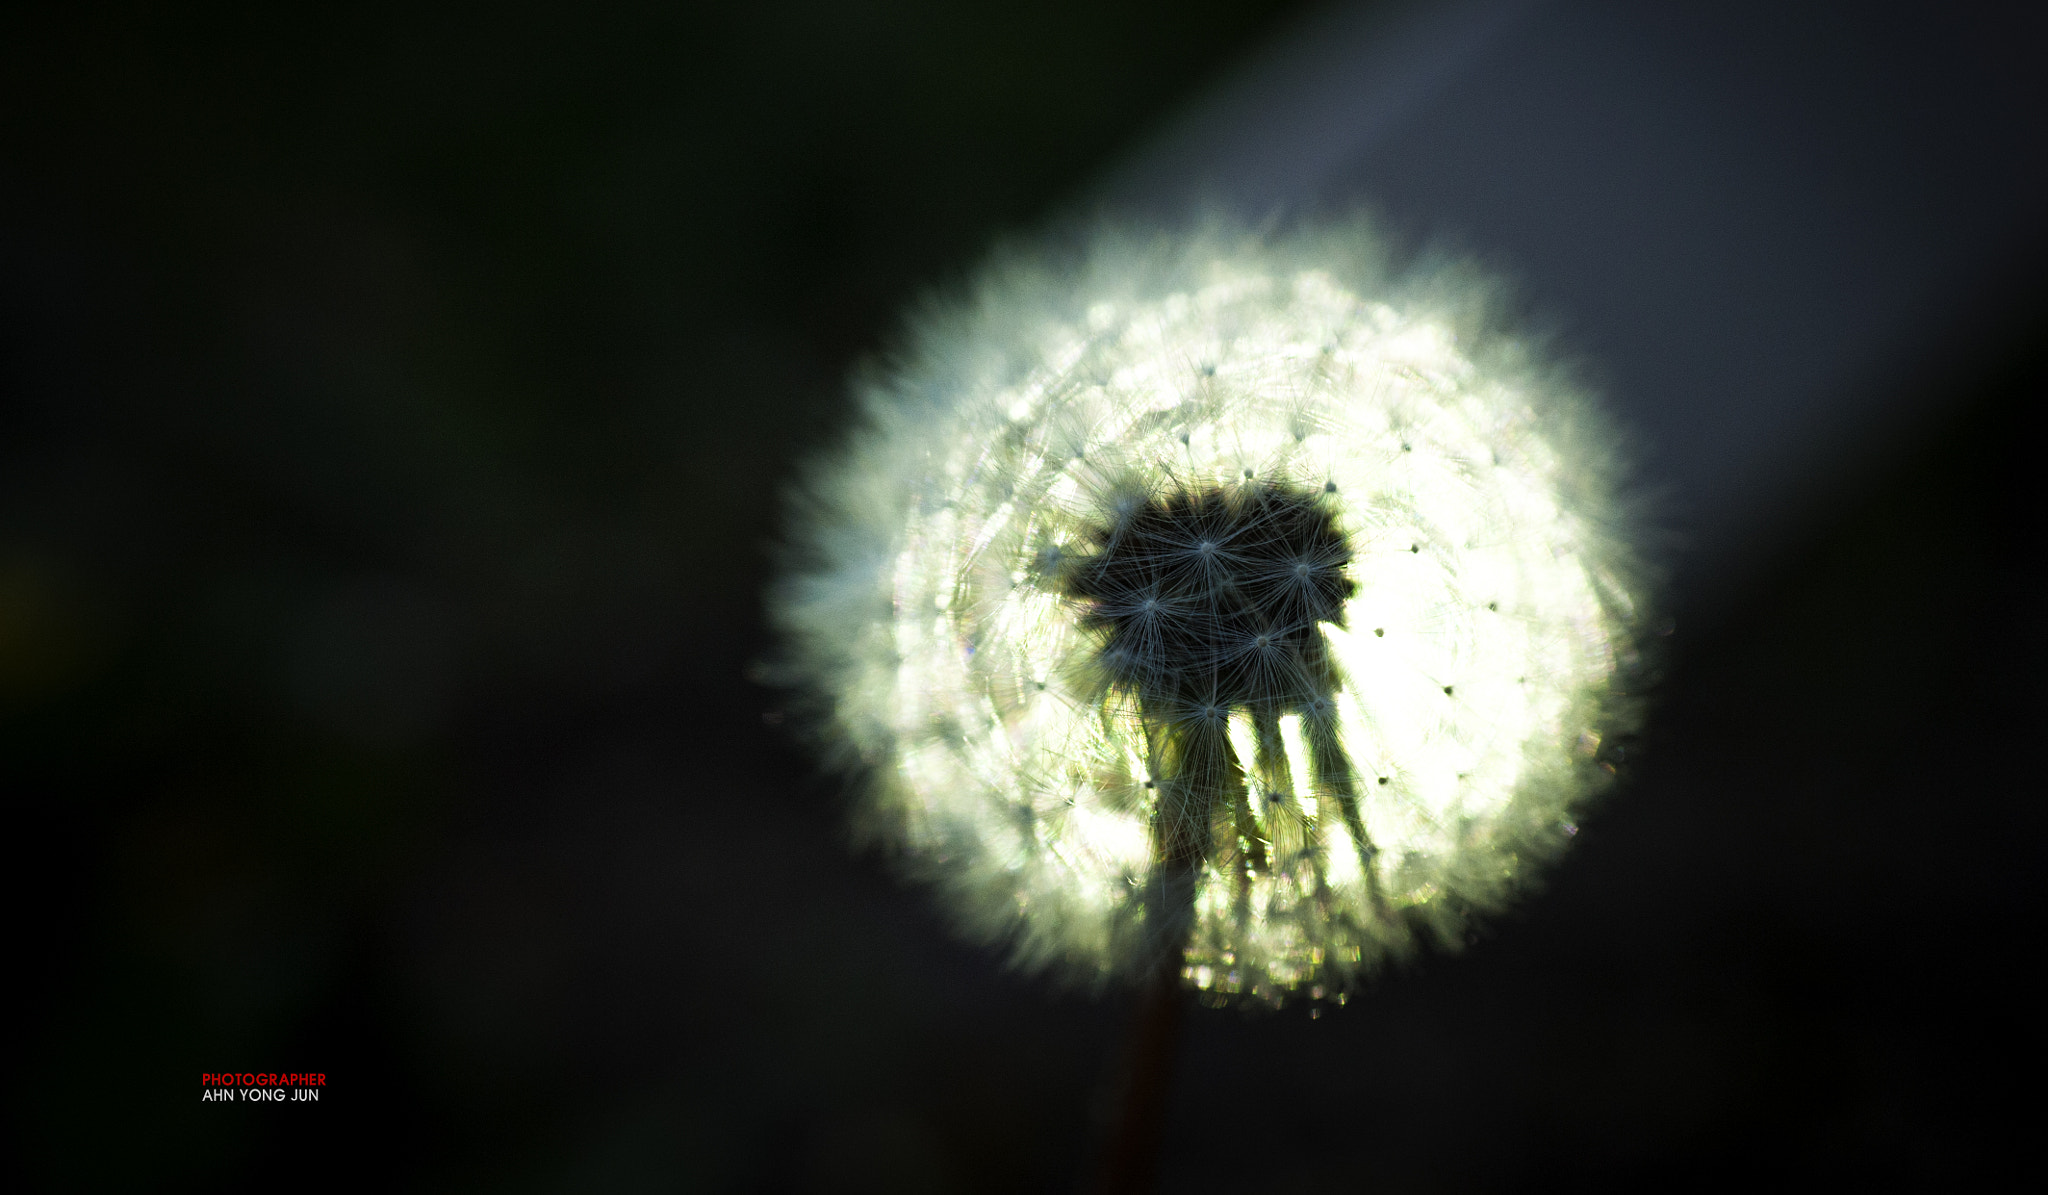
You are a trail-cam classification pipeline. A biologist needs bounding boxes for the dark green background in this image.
[6,2,2041,1190]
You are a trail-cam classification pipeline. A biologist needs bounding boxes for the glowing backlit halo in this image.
[776,222,1641,1004]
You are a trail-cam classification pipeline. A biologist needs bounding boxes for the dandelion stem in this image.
[1092,711,1238,1192]
[1091,902,1189,1195]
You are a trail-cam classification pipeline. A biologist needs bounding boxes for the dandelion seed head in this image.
[774,219,1642,1002]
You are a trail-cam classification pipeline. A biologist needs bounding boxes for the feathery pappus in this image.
[773,218,1645,1005]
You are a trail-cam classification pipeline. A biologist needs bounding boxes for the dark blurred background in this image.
[5,1,2043,1191]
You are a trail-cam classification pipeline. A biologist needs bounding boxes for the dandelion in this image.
[774,217,1642,1005]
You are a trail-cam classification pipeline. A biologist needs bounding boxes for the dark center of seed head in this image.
[1063,481,1356,713]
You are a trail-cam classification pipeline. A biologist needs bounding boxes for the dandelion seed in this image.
[774,218,1642,1002]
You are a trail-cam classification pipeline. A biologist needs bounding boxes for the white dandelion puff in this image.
[773,217,1644,1004]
